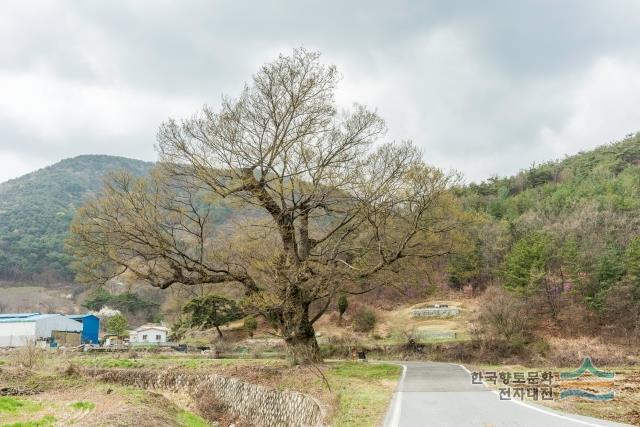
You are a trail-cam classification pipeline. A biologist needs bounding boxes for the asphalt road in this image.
[383,361,632,427]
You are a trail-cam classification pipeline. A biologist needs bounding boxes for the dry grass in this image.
[546,336,638,367]
[0,361,208,427]
[0,285,78,313]
[314,297,477,346]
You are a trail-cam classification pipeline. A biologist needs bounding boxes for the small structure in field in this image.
[67,314,100,344]
[104,335,128,346]
[128,324,169,345]
[0,313,83,347]
[410,304,460,318]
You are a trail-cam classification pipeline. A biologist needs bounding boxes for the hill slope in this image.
[0,155,154,282]
[464,133,640,220]
[447,133,640,337]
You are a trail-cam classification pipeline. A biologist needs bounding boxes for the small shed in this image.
[67,314,100,344]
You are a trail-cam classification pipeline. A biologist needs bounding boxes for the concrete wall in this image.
[411,307,460,318]
[84,368,324,427]
[415,330,457,340]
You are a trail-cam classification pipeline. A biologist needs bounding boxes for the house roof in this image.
[133,324,169,332]
[0,314,62,323]
[67,314,99,320]
[0,313,40,319]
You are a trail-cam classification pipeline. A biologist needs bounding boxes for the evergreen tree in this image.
[502,232,553,295]
[243,316,258,338]
[625,237,640,287]
[183,295,243,338]
[561,236,582,289]
[337,295,349,324]
[589,244,626,309]
[447,244,481,290]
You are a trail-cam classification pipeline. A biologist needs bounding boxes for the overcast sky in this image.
[1,0,640,183]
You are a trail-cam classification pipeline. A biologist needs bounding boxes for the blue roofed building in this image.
[67,314,100,344]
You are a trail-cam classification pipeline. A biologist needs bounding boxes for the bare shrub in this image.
[212,340,231,358]
[9,341,45,369]
[547,337,632,367]
[61,362,82,377]
[474,287,534,355]
[322,334,359,358]
[194,387,231,423]
[250,343,265,359]
[352,306,377,332]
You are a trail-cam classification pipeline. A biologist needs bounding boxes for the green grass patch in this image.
[77,358,143,369]
[1,415,56,427]
[0,398,42,414]
[330,362,401,381]
[327,363,401,427]
[70,401,95,410]
[176,410,209,427]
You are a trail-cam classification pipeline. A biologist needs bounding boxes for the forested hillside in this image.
[451,133,640,341]
[2,133,639,336]
[0,155,153,282]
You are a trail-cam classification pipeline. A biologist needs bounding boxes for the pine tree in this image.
[589,244,626,309]
[624,237,640,298]
[561,237,582,289]
[183,295,243,338]
[502,232,553,295]
[337,295,349,324]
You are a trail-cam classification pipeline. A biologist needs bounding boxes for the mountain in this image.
[0,155,154,283]
[449,133,640,317]
[464,132,640,220]
[2,134,639,292]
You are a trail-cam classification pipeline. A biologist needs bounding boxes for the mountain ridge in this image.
[1,135,639,286]
[0,154,154,282]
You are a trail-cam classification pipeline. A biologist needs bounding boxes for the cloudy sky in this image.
[1,0,640,183]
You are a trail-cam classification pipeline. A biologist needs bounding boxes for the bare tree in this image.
[68,48,460,363]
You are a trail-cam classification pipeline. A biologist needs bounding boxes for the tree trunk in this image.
[215,325,224,338]
[280,299,322,364]
[283,319,322,365]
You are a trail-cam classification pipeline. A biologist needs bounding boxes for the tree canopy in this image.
[182,295,243,337]
[68,48,461,363]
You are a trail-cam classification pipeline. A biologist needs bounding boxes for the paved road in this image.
[383,361,631,427]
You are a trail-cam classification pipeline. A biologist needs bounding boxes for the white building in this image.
[128,324,169,344]
[0,313,83,347]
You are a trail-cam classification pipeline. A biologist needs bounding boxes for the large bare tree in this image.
[69,49,460,363]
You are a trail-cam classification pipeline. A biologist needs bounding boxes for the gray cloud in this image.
[1,0,640,183]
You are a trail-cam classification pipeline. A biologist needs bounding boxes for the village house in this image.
[128,324,169,344]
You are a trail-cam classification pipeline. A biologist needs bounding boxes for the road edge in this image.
[382,363,407,427]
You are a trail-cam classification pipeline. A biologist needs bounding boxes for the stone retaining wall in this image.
[411,307,460,318]
[415,331,457,340]
[83,368,324,427]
